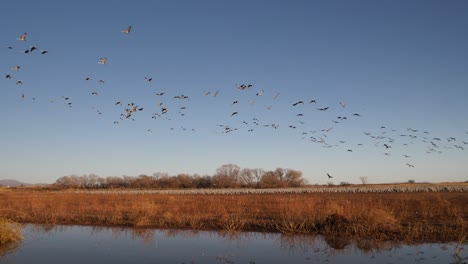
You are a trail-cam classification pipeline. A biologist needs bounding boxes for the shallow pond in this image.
[1,225,466,264]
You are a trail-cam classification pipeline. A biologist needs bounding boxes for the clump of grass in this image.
[0,218,22,256]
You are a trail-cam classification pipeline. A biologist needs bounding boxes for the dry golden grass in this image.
[0,190,466,243]
[0,218,22,256]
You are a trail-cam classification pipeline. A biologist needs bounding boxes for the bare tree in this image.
[251,168,265,186]
[213,164,241,188]
[359,176,368,185]
[259,171,288,188]
[284,169,306,187]
[239,168,255,187]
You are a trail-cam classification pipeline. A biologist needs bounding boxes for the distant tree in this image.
[193,175,213,188]
[259,171,288,188]
[239,168,255,187]
[284,169,306,187]
[175,174,194,188]
[105,176,125,188]
[251,168,265,186]
[84,174,101,189]
[359,176,368,185]
[408,179,416,184]
[212,164,241,188]
[55,175,82,189]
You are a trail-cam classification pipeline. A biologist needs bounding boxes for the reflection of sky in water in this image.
[1,225,466,264]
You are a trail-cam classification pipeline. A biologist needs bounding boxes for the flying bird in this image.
[292,101,304,106]
[18,33,27,41]
[327,173,333,179]
[122,26,132,34]
[12,66,20,71]
[231,111,238,117]
[99,57,107,64]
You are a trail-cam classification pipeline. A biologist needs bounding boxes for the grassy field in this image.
[0,186,467,243]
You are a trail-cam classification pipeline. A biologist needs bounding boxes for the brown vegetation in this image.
[0,218,22,256]
[0,189,467,243]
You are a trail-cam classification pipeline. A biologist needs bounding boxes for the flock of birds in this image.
[3,27,467,181]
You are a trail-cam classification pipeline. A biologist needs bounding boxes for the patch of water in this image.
[1,224,466,264]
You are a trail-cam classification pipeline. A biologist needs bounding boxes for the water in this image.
[1,224,466,264]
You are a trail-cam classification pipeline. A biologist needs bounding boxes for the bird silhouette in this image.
[292,101,304,106]
[327,173,333,179]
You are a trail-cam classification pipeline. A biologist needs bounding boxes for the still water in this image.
[1,224,466,264]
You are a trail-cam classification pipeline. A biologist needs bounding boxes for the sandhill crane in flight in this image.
[122,26,132,34]
[18,33,27,41]
[292,101,304,106]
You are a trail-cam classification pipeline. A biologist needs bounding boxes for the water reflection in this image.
[1,224,466,264]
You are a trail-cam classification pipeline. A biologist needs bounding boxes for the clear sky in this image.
[1,0,467,184]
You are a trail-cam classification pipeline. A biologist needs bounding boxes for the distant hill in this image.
[0,179,32,187]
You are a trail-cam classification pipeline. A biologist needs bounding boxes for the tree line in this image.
[54,164,306,189]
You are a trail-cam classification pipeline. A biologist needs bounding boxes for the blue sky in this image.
[1,0,467,184]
